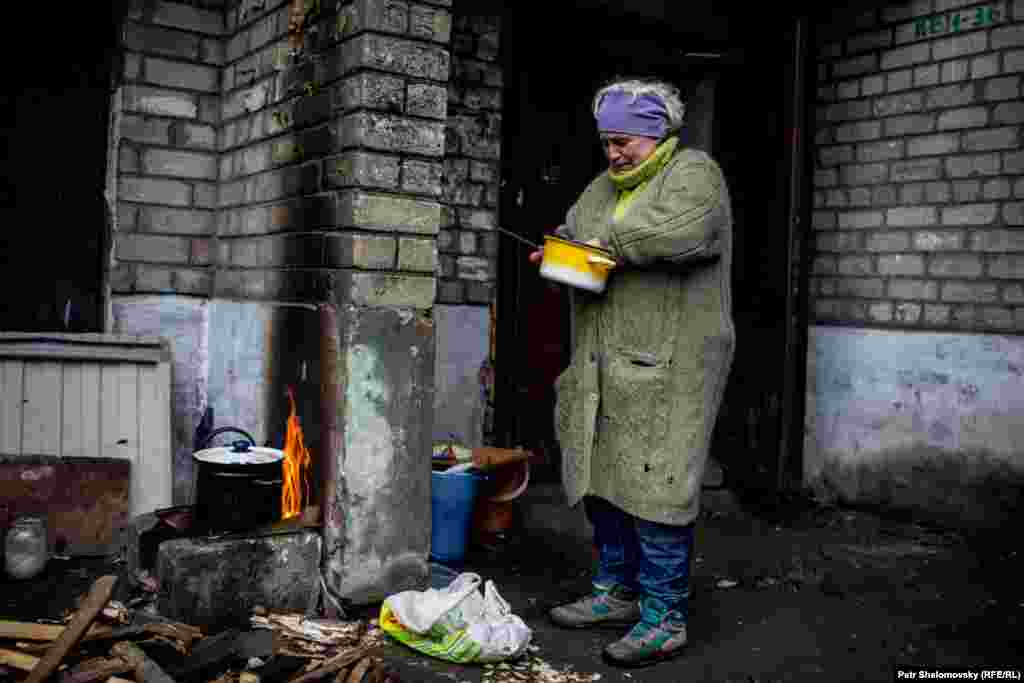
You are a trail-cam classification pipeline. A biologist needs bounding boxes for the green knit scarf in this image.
[609,136,678,221]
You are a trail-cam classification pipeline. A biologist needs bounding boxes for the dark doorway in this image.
[495,5,811,493]
[1,5,125,333]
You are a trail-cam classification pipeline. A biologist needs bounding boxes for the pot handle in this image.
[198,426,257,451]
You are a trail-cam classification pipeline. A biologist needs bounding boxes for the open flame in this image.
[282,386,311,520]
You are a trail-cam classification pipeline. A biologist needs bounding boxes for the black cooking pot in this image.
[192,427,284,534]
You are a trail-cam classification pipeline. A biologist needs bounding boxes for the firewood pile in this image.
[0,576,398,683]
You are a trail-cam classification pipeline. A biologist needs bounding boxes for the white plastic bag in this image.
[381,572,532,663]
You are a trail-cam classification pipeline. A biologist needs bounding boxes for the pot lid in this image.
[194,442,284,465]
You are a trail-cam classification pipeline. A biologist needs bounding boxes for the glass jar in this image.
[5,516,48,580]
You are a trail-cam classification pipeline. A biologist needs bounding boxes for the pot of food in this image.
[192,427,284,534]
[539,235,618,293]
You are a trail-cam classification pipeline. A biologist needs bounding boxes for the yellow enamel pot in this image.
[539,236,618,293]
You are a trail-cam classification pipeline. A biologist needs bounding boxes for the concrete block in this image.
[945,154,1001,177]
[193,183,218,209]
[837,255,874,275]
[120,143,140,174]
[971,229,1024,251]
[343,33,450,81]
[893,302,923,323]
[456,255,492,281]
[877,254,925,276]
[941,282,999,302]
[223,234,324,268]
[841,163,889,185]
[990,255,1024,279]
[834,54,878,78]
[887,207,936,227]
[119,176,192,206]
[138,207,216,235]
[336,189,441,234]
[458,231,477,254]
[883,1,932,23]
[938,107,989,129]
[914,64,940,87]
[121,115,172,145]
[992,24,1024,50]
[932,30,988,61]
[1006,49,1024,72]
[398,237,438,272]
[963,127,1019,151]
[157,531,320,628]
[941,59,970,83]
[410,4,452,43]
[1007,151,1024,174]
[338,112,446,157]
[994,102,1024,124]
[246,164,319,204]
[983,179,1012,200]
[407,83,447,119]
[922,304,950,324]
[348,272,436,308]
[983,73,1020,101]
[941,203,999,225]
[117,233,191,264]
[874,92,923,118]
[857,140,904,162]
[201,38,225,65]
[847,29,892,54]
[456,208,496,230]
[813,211,837,230]
[326,151,401,190]
[812,255,838,275]
[884,114,934,136]
[123,23,200,60]
[123,85,197,118]
[891,158,942,181]
[827,99,872,121]
[1004,202,1024,225]
[142,149,218,179]
[887,69,913,92]
[325,234,397,269]
[898,184,924,204]
[868,302,893,322]
[915,230,965,251]
[907,133,959,157]
[881,42,931,70]
[465,281,494,303]
[151,1,225,34]
[872,186,898,205]
[929,254,984,278]
[336,0,409,37]
[825,189,848,208]
[926,83,976,109]
[168,121,217,149]
[862,75,885,96]
[333,72,405,112]
[145,57,219,92]
[865,231,910,252]
[835,121,881,142]
[890,279,939,300]
[400,160,444,197]
[436,279,463,303]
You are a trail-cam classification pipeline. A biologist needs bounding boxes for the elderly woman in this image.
[529,78,735,667]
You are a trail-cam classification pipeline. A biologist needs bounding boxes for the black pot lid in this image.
[193,444,284,465]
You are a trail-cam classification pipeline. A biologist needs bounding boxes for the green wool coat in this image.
[554,143,735,526]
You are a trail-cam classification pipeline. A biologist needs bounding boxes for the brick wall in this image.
[813,0,1024,333]
[113,0,226,298]
[438,11,503,306]
[112,0,453,309]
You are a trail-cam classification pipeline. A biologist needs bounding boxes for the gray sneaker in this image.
[549,585,642,629]
[602,601,688,668]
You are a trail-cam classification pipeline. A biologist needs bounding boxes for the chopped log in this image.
[111,642,176,683]
[343,657,373,683]
[59,657,133,683]
[0,648,134,683]
[25,575,119,683]
[0,620,113,642]
[286,648,371,683]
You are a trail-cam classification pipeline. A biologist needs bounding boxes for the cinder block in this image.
[336,0,409,38]
[456,255,492,281]
[456,208,496,230]
[349,272,436,307]
[926,182,952,202]
[1004,202,1024,225]
[926,83,976,109]
[337,112,445,157]
[865,231,910,251]
[858,140,904,162]
[841,163,888,186]
[994,102,1024,124]
[890,279,939,300]
[342,33,450,81]
[138,207,216,235]
[121,115,171,145]
[119,176,192,206]
[945,154,1001,177]
[878,254,925,276]
[410,4,452,43]
[932,30,988,61]
[837,210,884,230]
[990,254,1024,279]
[963,127,1019,151]
[436,279,464,304]
[937,107,988,129]
[891,158,942,181]
[884,114,934,136]
[984,76,1021,101]
[868,302,893,322]
[246,163,320,203]
[846,29,892,54]
[835,121,882,142]
[827,100,871,121]
[193,183,218,209]
[971,229,1024,251]
[201,38,224,65]
[151,2,226,35]
[123,85,197,118]
[325,233,397,269]
[825,189,848,208]
[914,65,940,87]
[1005,49,1024,73]
[116,233,191,264]
[333,72,405,112]
[929,254,984,277]
[942,59,970,83]
[813,211,837,229]
[834,54,878,78]
[1007,151,1024,174]
[123,23,200,60]
[880,43,930,70]
[398,237,438,272]
[142,149,218,179]
[942,203,999,225]
[862,75,885,96]
[157,531,320,629]
[914,230,964,251]
[407,83,447,119]
[120,143,139,174]
[893,302,923,324]
[145,57,219,92]
[326,151,402,189]
[837,255,873,275]
[924,304,951,324]
[401,159,444,196]
[983,179,1012,199]
[336,189,442,233]
[459,231,478,254]
[907,133,959,157]
[941,281,999,302]
[887,69,913,92]
[813,255,838,275]
[224,234,325,268]
[887,207,936,227]
[992,24,1024,50]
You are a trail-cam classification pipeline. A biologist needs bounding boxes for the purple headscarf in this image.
[595,89,669,140]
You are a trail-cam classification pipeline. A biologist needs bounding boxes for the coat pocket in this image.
[601,350,672,456]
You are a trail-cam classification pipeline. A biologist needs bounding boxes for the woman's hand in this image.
[529,248,544,264]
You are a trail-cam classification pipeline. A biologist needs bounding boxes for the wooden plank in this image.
[0,332,164,346]
[22,361,62,456]
[80,364,102,459]
[118,363,139,476]
[99,365,120,459]
[0,360,25,454]
[0,648,133,683]
[24,575,118,683]
[135,363,172,517]
[0,342,164,364]
[0,620,111,642]
[61,364,82,458]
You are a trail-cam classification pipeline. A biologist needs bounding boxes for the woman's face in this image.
[600,133,659,173]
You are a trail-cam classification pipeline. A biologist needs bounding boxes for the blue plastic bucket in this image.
[430,470,482,564]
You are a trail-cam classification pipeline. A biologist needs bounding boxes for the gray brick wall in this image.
[814,0,1024,333]
[438,12,502,305]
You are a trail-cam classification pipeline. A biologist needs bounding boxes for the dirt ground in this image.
[2,487,1022,683]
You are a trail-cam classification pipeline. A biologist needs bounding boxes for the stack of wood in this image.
[0,576,398,683]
